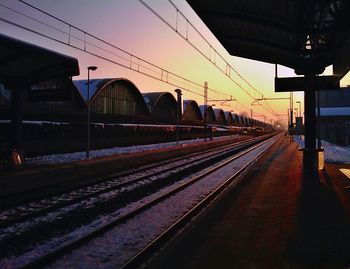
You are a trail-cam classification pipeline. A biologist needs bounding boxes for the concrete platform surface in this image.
[147,136,350,269]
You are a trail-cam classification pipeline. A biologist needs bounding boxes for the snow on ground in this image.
[25,135,237,166]
[24,134,350,166]
[293,135,350,164]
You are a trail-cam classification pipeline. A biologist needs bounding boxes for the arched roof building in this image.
[224,111,234,125]
[143,92,177,123]
[243,117,250,127]
[246,117,251,126]
[232,113,239,125]
[240,116,246,126]
[237,115,245,126]
[213,109,227,125]
[199,105,215,123]
[74,78,149,119]
[183,100,203,123]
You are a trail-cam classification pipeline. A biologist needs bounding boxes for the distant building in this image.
[213,108,227,125]
[73,78,150,123]
[183,100,203,124]
[143,92,177,123]
[319,88,350,145]
[27,77,86,122]
[199,105,215,124]
[225,111,234,125]
[0,78,86,122]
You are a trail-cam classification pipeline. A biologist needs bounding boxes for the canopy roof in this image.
[187,0,350,76]
[0,34,79,88]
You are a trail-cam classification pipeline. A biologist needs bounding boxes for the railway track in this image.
[0,133,280,268]
[0,136,252,227]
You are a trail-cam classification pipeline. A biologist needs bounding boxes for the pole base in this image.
[303,148,318,175]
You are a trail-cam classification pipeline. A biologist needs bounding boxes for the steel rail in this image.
[121,133,281,269]
[19,133,278,269]
[0,137,253,228]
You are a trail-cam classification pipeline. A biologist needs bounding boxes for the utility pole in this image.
[204,82,208,142]
[86,65,97,159]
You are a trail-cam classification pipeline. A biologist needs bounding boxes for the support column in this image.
[303,77,317,174]
[316,90,322,149]
[290,92,293,134]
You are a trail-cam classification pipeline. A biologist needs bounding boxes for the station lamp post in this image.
[175,89,182,145]
[86,66,97,159]
[209,104,216,140]
[296,101,301,117]
[230,110,234,136]
[296,101,302,139]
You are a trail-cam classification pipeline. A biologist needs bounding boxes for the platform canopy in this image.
[0,33,79,88]
[187,0,350,77]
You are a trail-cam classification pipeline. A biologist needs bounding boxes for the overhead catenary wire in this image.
[12,1,202,99]
[12,0,245,106]
[2,1,205,97]
[138,0,252,98]
[139,0,279,116]
[4,0,254,114]
[167,0,263,96]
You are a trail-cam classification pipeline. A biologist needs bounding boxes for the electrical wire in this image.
[139,0,279,116]
[4,0,261,115]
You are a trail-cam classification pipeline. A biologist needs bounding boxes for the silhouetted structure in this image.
[143,92,177,123]
[74,78,149,123]
[0,33,79,162]
[225,111,234,125]
[199,105,215,124]
[183,100,203,123]
[213,108,227,125]
[319,88,350,145]
[187,0,350,174]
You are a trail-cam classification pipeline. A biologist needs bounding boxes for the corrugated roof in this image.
[224,111,234,124]
[142,92,177,113]
[74,78,149,115]
[187,0,350,76]
[213,108,224,117]
[213,108,226,124]
[198,105,215,121]
[73,79,113,102]
[183,100,203,120]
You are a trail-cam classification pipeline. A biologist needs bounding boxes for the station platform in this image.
[147,135,350,269]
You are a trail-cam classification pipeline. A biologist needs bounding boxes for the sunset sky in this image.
[1,0,348,124]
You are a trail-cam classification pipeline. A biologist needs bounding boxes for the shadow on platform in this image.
[290,170,350,268]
